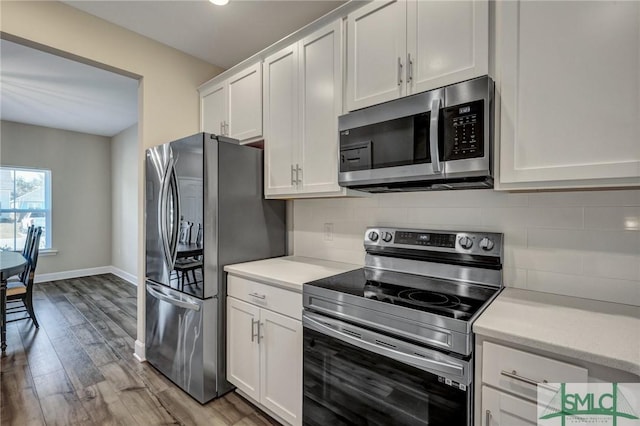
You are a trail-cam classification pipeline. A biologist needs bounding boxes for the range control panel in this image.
[364,227,503,258]
[443,100,484,161]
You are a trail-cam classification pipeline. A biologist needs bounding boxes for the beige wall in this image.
[1,120,112,275]
[0,1,222,150]
[1,0,223,355]
[111,124,138,280]
[293,189,640,306]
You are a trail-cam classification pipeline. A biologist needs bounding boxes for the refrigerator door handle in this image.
[167,160,181,270]
[147,283,201,311]
[159,159,173,269]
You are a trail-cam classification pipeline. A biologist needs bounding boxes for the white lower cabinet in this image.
[227,295,302,426]
[482,386,537,426]
[479,341,588,426]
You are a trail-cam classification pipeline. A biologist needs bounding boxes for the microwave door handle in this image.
[430,98,442,174]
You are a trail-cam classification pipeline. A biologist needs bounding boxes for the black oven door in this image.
[303,312,472,426]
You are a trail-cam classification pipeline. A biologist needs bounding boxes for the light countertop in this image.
[474,288,640,376]
[224,256,362,293]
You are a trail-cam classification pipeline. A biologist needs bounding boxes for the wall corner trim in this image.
[110,267,138,286]
[134,340,146,362]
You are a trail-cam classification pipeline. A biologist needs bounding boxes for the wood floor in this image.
[1,274,278,426]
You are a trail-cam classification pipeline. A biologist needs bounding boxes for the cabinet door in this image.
[259,309,302,426]
[227,297,260,401]
[496,1,640,190]
[346,0,407,111]
[228,63,262,141]
[264,44,299,197]
[298,20,344,195]
[201,82,227,135]
[407,0,488,94]
[482,386,538,426]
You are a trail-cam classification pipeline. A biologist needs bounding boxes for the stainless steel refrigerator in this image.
[144,133,286,403]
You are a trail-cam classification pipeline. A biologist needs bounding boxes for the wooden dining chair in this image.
[174,222,203,288]
[178,220,193,244]
[7,225,36,284]
[6,226,42,328]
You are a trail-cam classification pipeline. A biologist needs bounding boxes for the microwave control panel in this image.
[443,100,484,160]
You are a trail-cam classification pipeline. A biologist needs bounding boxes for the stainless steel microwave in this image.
[338,76,494,192]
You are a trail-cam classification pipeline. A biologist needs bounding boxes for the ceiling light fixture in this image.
[209,0,229,5]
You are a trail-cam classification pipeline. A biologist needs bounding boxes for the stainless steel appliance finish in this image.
[145,133,286,403]
[338,76,494,192]
[302,227,503,425]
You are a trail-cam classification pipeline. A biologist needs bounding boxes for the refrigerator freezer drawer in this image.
[145,282,218,403]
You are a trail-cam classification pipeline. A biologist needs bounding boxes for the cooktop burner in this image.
[307,268,498,321]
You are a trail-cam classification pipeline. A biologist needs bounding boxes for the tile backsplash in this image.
[292,189,640,306]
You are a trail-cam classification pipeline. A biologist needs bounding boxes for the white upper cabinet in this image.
[347,0,407,110]
[346,0,488,111]
[227,63,262,141]
[495,1,640,190]
[201,82,227,136]
[298,20,344,195]
[199,63,263,142]
[264,20,350,199]
[264,44,299,197]
[407,0,488,95]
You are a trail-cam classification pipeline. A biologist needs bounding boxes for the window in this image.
[0,167,51,251]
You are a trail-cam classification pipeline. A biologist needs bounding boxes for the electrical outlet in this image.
[323,223,333,241]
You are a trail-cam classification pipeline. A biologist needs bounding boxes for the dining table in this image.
[176,243,203,259]
[0,251,27,352]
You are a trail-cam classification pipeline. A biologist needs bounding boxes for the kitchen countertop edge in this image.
[224,256,362,294]
[474,288,640,377]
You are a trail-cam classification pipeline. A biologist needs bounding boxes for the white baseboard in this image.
[34,265,139,286]
[110,266,138,286]
[35,266,112,283]
[134,339,146,362]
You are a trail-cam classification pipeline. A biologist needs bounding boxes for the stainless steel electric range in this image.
[302,227,504,426]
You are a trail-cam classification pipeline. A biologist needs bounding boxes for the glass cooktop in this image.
[305,268,498,321]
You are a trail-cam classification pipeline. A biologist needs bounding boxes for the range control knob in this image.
[368,231,379,242]
[459,236,473,250]
[479,237,494,251]
[382,232,393,242]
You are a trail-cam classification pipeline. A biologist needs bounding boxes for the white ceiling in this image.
[0,39,139,137]
[0,1,345,138]
[63,0,347,69]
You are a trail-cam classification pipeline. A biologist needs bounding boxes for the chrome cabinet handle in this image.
[500,370,557,391]
[397,57,403,86]
[251,318,259,342]
[296,164,302,185]
[407,53,413,83]
[249,292,266,300]
[485,410,491,425]
[429,98,442,173]
[225,121,229,136]
[291,164,296,186]
[220,121,224,135]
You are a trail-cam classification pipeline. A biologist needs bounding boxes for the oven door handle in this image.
[303,313,466,381]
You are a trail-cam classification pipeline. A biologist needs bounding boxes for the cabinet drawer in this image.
[482,342,587,402]
[227,274,302,320]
